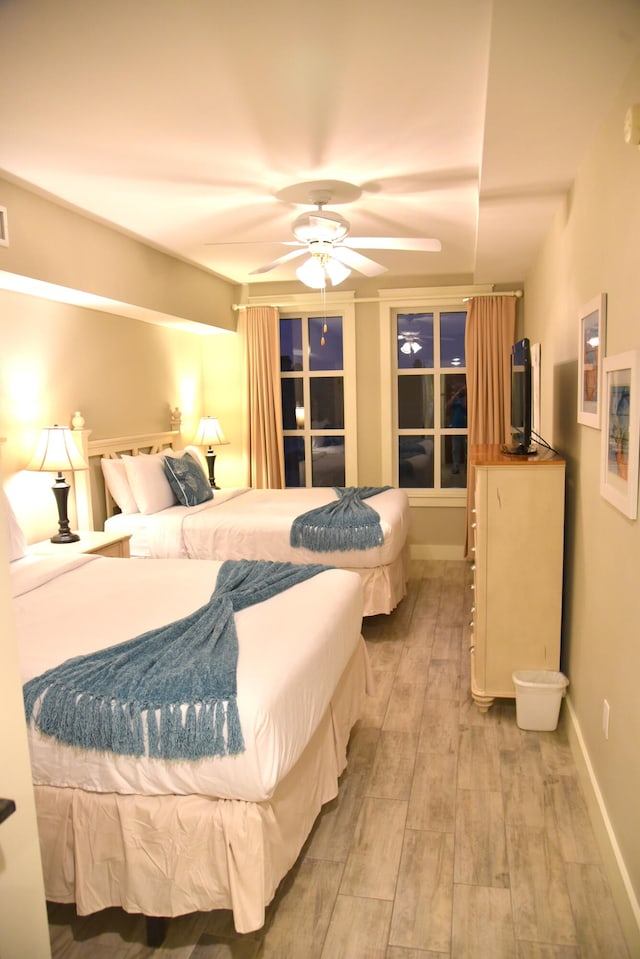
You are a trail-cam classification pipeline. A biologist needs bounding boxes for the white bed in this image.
[105,486,409,615]
[87,427,410,616]
[10,542,368,932]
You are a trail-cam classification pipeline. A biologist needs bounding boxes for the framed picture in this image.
[600,351,640,519]
[577,294,607,428]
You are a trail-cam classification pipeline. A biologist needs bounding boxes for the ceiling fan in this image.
[248,180,442,288]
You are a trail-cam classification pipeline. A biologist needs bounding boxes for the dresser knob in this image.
[471,522,477,529]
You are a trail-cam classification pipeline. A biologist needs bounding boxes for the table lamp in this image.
[26,425,88,543]
[194,417,228,489]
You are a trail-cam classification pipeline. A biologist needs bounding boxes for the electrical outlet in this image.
[602,699,610,740]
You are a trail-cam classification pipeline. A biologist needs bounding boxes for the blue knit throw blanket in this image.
[290,486,391,552]
[23,559,329,762]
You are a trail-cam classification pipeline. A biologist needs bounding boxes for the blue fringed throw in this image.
[23,559,329,762]
[290,486,391,553]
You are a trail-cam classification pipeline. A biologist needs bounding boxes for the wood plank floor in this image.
[47,560,631,958]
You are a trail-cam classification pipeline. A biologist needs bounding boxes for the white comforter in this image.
[105,486,410,568]
[12,553,364,803]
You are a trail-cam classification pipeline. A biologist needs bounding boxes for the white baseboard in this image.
[409,543,466,561]
[565,697,640,956]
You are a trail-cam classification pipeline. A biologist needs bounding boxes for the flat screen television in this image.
[504,337,535,455]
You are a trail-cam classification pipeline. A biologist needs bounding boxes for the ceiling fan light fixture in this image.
[296,252,351,289]
[324,257,350,286]
[400,340,422,355]
[296,255,328,289]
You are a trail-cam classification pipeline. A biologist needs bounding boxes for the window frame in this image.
[250,291,357,487]
[379,285,491,505]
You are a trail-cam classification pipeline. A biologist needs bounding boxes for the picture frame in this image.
[600,351,640,520]
[577,293,607,428]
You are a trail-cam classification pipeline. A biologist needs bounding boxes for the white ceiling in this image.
[1,0,639,290]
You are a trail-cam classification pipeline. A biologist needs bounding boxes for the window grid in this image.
[280,312,346,488]
[395,308,468,492]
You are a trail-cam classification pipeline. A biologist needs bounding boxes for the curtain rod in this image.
[233,289,522,310]
[462,290,522,301]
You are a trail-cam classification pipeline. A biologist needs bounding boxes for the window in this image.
[395,308,467,491]
[379,288,476,496]
[279,307,355,487]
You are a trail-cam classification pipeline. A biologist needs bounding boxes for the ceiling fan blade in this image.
[330,246,388,277]
[249,248,307,275]
[206,240,304,248]
[205,240,285,246]
[343,237,442,252]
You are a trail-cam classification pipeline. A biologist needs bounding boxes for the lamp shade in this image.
[296,255,327,289]
[296,253,351,289]
[26,425,88,544]
[324,257,351,286]
[26,426,88,473]
[194,417,228,447]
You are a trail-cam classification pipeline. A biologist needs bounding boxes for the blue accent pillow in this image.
[163,452,213,507]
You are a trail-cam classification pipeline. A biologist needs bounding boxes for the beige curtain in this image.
[464,295,516,556]
[244,306,285,488]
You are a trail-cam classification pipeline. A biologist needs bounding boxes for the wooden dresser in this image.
[469,444,566,711]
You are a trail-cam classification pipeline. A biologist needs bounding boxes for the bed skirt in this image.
[34,640,369,934]
[351,543,409,615]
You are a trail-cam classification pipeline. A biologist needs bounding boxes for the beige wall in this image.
[525,54,640,949]
[0,176,238,331]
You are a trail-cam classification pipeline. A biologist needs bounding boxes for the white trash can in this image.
[512,670,569,731]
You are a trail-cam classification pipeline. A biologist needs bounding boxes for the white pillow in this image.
[3,490,27,561]
[101,458,139,515]
[122,452,178,515]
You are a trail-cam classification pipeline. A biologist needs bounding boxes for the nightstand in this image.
[29,530,132,559]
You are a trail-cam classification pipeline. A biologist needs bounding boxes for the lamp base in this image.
[50,530,81,544]
[51,474,80,544]
[205,449,219,490]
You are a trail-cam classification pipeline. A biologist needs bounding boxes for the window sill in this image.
[406,491,466,508]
